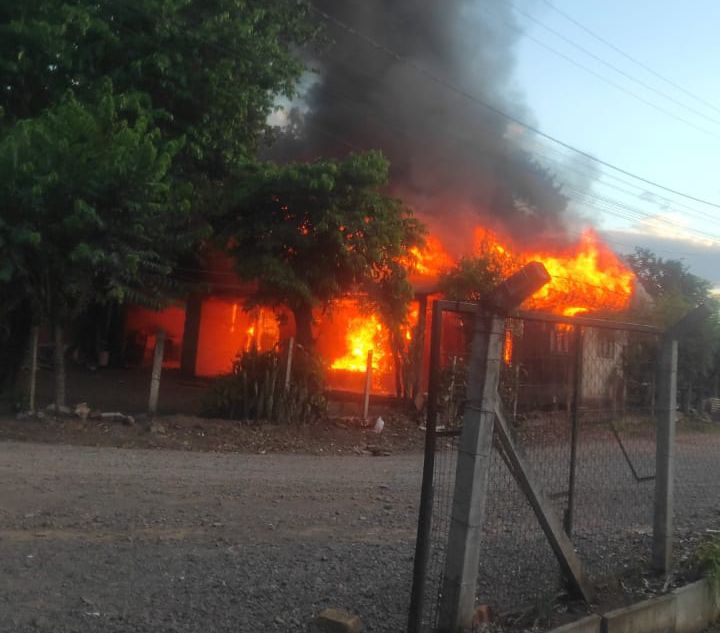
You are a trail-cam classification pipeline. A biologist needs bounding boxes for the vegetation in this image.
[696,536,720,592]
[0,87,191,406]
[220,151,425,349]
[626,248,720,412]
[1,0,316,181]
[201,347,326,424]
[0,0,318,403]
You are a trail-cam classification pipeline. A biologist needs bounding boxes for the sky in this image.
[509,0,720,284]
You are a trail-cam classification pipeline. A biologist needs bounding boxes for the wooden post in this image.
[411,294,429,400]
[653,336,677,572]
[363,350,373,421]
[284,337,295,392]
[180,293,203,376]
[148,330,166,417]
[28,326,39,414]
[439,310,504,632]
[53,324,66,411]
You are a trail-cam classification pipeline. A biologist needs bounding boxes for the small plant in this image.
[201,346,327,424]
[696,536,720,592]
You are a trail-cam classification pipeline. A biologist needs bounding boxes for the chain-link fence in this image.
[408,302,666,633]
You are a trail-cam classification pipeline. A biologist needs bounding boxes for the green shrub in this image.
[696,536,720,591]
[201,346,327,424]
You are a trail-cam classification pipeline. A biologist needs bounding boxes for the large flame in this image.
[326,227,634,388]
[405,235,455,279]
[474,227,634,316]
[331,313,387,373]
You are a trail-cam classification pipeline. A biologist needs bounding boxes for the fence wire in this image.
[411,308,666,632]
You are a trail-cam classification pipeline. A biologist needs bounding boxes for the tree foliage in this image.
[437,237,518,302]
[626,248,720,407]
[0,0,317,399]
[0,87,190,320]
[221,150,425,347]
[1,0,316,180]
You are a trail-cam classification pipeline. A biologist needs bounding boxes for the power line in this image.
[531,141,720,224]
[310,5,720,210]
[289,71,720,249]
[311,48,719,231]
[113,2,720,251]
[538,0,720,118]
[500,0,720,129]
[503,19,718,139]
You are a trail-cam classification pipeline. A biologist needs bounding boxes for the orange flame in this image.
[405,235,455,278]
[331,313,387,372]
[503,329,513,364]
[474,227,634,315]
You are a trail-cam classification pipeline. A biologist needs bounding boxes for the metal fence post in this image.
[407,300,443,633]
[564,325,583,536]
[653,336,677,572]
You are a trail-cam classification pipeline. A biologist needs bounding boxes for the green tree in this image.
[221,150,425,349]
[437,238,518,302]
[1,0,316,180]
[626,248,720,410]
[0,0,317,399]
[0,86,190,407]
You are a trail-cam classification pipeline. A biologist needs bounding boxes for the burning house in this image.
[123,1,644,407]
[121,225,639,414]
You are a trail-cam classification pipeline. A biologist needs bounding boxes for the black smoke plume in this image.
[272,0,577,252]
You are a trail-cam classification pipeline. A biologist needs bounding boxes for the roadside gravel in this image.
[0,441,422,633]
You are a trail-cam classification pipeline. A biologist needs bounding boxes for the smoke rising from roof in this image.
[271,0,581,253]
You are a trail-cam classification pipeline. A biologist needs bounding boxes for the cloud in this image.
[602,229,720,286]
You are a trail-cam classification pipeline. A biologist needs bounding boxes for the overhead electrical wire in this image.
[313,57,720,239]
[498,0,720,129]
[309,5,720,211]
[538,0,720,118]
[111,4,720,257]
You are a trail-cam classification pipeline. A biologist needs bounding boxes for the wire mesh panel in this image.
[674,418,720,560]
[409,305,666,633]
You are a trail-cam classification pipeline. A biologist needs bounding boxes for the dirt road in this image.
[0,441,422,633]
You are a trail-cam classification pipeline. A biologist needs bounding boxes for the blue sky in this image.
[509,0,720,282]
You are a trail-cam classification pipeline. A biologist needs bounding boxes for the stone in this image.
[74,402,91,421]
[309,608,363,633]
[150,421,167,435]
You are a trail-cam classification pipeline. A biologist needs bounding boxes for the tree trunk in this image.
[54,323,66,411]
[28,326,39,413]
[292,304,315,350]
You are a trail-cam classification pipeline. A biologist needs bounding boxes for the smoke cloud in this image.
[270,0,580,253]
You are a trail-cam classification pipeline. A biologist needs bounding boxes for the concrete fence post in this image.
[148,329,166,417]
[438,262,550,632]
[653,336,677,572]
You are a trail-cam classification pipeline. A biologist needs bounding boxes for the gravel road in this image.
[2,426,719,633]
[0,441,422,633]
